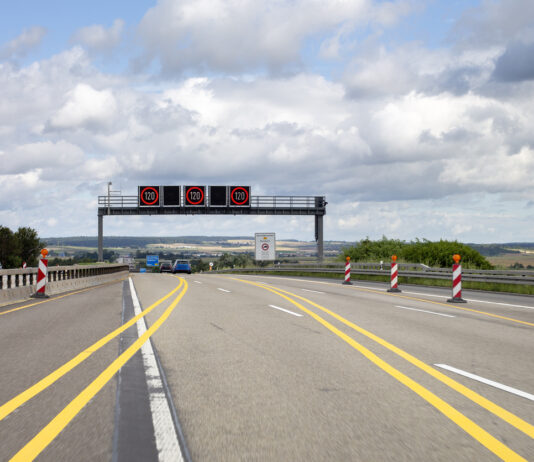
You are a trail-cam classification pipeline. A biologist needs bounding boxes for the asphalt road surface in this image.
[0,273,533,461]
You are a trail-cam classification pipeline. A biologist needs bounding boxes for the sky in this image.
[1,0,534,243]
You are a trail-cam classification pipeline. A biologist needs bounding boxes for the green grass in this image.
[216,270,534,295]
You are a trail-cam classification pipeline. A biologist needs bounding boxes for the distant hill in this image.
[43,236,254,248]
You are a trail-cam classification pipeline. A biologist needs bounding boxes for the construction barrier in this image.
[448,254,466,303]
[387,255,401,293]
[343,256,352,285]
[32,249,50,298]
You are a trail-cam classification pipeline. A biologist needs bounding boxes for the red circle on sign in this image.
[141,187,159,205]
[261,243,269,251]
[186,186,204,205]
[231,187,249,205]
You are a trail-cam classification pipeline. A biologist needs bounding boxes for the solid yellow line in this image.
[233,278,526,461]
[0,276,128,317]
[240,280,534,439]
[10,279,188,462]
[0,277,183,422]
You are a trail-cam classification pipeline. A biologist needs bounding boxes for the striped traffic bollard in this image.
[447,254,466,303]
[342,256,353,285]
[387,255,401,293]
[31,249,50,299]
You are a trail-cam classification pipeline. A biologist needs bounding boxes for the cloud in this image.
[70,19,124,54]
[135,0,415,74]
[0,26,47,60]
[492,40,534,82]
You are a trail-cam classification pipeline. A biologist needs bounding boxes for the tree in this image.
[15,227,44,267]
[0,226,20,268]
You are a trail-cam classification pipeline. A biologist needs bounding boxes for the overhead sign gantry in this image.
[98,185,326,261]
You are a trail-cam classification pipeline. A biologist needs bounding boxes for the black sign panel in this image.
[163,185,181,207]
[230,186,250,206]
[185,185,205,206]
[209,186,227,207]
[139,186,160,207]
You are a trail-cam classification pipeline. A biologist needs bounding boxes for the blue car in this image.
[172,259,191,274]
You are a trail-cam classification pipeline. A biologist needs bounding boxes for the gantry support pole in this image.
[98,213,104,262]
[315,214,324,262]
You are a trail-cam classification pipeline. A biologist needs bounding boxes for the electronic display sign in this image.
[139,186,160,207]
[209,186,228,207]
[163,185,181,207]
[185,185,206,206]
[230,186,250,206]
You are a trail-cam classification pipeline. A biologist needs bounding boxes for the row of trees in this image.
[342,237,493,269]
[0,226,44,269]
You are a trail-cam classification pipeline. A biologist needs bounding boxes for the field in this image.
[487,252,534,268]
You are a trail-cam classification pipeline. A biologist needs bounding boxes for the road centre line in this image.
[0,278,184,422]
[301,288,325,294]
[217,288,231,293]
[0,277,128,316]
[232,278,525,461]
[10,278,189,462]
[239,275,534,327]
[268,304,303,317]
[395,305,456,318]
[230,277,534,441]
[435,364,534,402]
[129,278,184,461]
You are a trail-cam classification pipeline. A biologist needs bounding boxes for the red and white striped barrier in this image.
[448,254,466,303]
[32,249,50,298]
[342,256,352,285]
[387,255,401,293]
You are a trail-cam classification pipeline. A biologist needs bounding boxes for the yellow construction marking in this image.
[0,276,128,317]
[237,279,534,440]
[10,278,188,462]
[0,278,183,422]
[242,275,534,327]
[233,278,527,461]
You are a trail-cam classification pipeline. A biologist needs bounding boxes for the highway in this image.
[0,274,533,461]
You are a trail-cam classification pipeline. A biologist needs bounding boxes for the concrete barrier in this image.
[0,264,129,305]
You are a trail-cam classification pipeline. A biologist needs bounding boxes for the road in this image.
[0,273,533,461]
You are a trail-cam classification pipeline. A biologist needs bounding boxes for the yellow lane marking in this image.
[233,278,527,461]
[245,275,534,327]
[237,279,534,439]
[0,276,128,317]
[0,278,183,422]
[10,278,188,462]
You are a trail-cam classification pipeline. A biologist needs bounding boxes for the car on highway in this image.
[159,262,173,273]
[172,259,192,274]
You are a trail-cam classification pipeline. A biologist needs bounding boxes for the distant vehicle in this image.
[159,262,172,273]
[172,260,192,274]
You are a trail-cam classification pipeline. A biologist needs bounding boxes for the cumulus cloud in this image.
[70,19,124,54]
[492,40,534,82]
[0,26,47,59]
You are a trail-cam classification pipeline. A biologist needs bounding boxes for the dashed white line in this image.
[129,278,184,462]
[268,305,303,317]
[395,305,456,318]
[301,288,325,294]
[194,281,202,284]
[217,288,231,293]
[435,364,534,402]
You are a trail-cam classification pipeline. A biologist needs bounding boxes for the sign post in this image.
[255,233,276,261]
[146,255,159,267]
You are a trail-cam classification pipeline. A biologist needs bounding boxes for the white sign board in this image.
[255,233,276,261]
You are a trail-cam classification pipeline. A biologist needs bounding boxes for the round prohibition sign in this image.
[231,187,249,205]
[261,243,269,251]
[186,186,204,205]
[140,187,159,205]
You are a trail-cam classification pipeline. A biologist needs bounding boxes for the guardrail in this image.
[0,263,129,303]
[213,263,534,286]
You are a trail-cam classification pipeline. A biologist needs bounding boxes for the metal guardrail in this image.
[98,195,324,209]
[213,263,534,286]
[0,264,129,291]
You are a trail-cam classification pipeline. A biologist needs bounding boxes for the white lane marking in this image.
[194,281,202,284]
[129,278,184,462]
[301,288,325,294]
[395,305,456,318]
[268,305,303,317]
[435,364,534,402]
[217,288,231,293]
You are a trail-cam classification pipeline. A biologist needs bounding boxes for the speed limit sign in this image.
[185,186,206,206]
[139,186,160,207]
[230,186,250,206]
